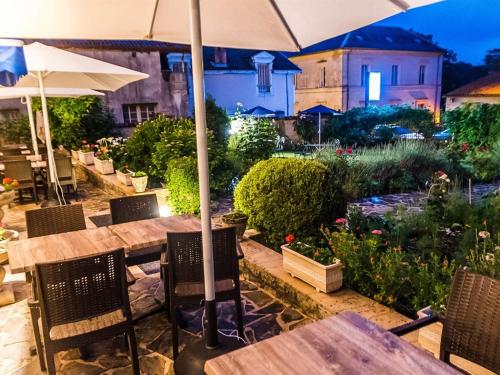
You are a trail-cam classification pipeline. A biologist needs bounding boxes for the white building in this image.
[445,72,500,110]
[289,26,444,122]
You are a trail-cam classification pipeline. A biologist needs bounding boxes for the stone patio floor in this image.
[0,181,310,374]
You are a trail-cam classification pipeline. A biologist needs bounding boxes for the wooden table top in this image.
[7,227,125,274]
[205,311,460,375]
[108,215,203,252]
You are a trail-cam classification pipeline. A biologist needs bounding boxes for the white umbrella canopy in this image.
[0,0,441,51]
[0,87,103,155]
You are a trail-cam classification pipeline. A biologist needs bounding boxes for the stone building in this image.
[289,26,444,122]
[0,40,190,135]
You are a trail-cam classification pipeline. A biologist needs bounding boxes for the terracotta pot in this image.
[281,244,343,293]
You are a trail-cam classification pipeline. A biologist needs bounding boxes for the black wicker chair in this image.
[4,159,38,203]
[26,204,86,238]
[164,227,244,359]
[390,268,500,373]
[109,194,162,266]
[33,249,139,375]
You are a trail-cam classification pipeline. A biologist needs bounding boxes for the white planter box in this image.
[94,157,114,175]
[78,150,94,165]
[132,175,148,193]
[71,150,79,160]
[116,170,133,186]
[281,244,342,293]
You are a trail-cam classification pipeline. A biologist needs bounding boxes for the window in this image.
[171,61,185,73]
[361,64,369,86]
[391,65,398,86]
[257,63,271,93]
[123,103,156,126]
[319,66,326,88]
[418,65,426,85]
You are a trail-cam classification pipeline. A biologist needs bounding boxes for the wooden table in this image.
[7,227,125,274]
[205,311,460,375]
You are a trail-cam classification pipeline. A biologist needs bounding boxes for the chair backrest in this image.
[4,160,33,181]
[26,204,86,238]
[167,227,238,285]
[55,156,73,179]
[2,155,27,161]
[0,148,23,156]
[442,268,500,373]
[109,194,159,224]
[35,248,130,330]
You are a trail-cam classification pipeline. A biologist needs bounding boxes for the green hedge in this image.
[234,158,346,246]
[166,157,200,215]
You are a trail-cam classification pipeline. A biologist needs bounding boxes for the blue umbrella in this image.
[242,105,275,117]
[300,104,342,144]
[0,40,27,87]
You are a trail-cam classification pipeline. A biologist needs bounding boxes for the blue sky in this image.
[376,0,500,65]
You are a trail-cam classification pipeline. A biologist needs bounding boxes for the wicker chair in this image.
[390,268,500,373]
[26,204,86,238]
[1,154,28,161]
[0,148,23,156]
[109,194,162,266]
[164,227,244,359]
[32,249,139,375]
[54,156,78,195]
[4,159,38,203]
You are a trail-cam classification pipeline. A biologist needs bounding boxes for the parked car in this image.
[433,128,451,141]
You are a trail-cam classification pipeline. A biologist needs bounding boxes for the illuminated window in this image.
[123,103,157,126]
[319,66,326,88]
[419,65,426,85]
[368,72,381,101]
[391,65,399,86]
[361,64,369,86]
[257,63,271,93]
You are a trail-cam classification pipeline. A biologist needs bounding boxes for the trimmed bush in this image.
[166,157,200,215]
[234,158,346,246]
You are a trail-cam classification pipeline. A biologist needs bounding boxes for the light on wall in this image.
[369,72,381,101]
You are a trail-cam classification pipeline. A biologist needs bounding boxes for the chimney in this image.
[214,47,227,65]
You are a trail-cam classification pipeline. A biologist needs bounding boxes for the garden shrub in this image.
[0,116,31,144]
[205,96,230,145]
[293,117,317,143]
[166,157,200,215]
[228,117,278,172]
[234,158,346,246]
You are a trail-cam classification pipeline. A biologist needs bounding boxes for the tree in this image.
[484,49,500,71]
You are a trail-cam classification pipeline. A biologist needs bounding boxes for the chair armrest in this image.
[236,242,244,260]
[27,295,40,308]
[126,267,136,286]
[389,313,439,336]
[160,250,168,268]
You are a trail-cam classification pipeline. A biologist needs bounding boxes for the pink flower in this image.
[371,229,382,235]
[335,218,347,225]
[336,148,343,156]
[345,148,353,155]
[479,231,490,239]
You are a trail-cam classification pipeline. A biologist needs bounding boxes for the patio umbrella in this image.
[0,39,27,86]
[0,87,104,155]
[0,0,442,370]
[0,42,148,195]
[300,104,342,144]
[242,105,275,118]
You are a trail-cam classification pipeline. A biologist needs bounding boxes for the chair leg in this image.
[29,307,46,371]
[45,348,57,375]
[161,268,171,322]
[127,327,140,375]
[32,187,38,204]
[171,304,179,359]
[19,189,24,204]
[235,294,244,339]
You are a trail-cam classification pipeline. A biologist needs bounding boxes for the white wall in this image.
[204,71,296,116]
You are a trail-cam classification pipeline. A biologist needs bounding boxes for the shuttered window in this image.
[257,63,271,93]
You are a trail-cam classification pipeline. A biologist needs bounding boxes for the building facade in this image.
[197,47,300,116]
[289,26,444,122]
[0,40,190,135]
[445,72,500,110]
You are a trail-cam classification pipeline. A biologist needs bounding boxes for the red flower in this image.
[335,218,347,225]
[285,234,295,244]
[461,143,469,152]
[435,170,445,177]
[2,177,13,184]
[371,229,382,235]
[479,146,488,153]
[345,147,353,155]
[336,148,343,156]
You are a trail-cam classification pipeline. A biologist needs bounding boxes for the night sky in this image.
[376,0,500,65]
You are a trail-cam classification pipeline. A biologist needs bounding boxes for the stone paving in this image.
[0,181,310,375]
[349,181,499,217]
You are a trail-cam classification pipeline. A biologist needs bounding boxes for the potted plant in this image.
[281,235,343,293]
[220,211,248,241]
[94,152,114,174]
[116,165,133,186]
[78,142,95,165]
[131,171,148,193]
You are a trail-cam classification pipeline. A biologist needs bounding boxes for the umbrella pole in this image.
[25,96,39,155]
[189,0,217,349]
